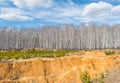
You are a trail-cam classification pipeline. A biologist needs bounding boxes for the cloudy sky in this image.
[0,0,120,27]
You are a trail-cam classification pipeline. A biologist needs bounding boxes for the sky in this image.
[0,0,120,27]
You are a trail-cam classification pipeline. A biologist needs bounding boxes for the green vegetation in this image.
[91,72,106,83]
[100,73,105,83]
[0,49,78,60]
[81,71,106,83]
[80,71,91,83]
[105,51,115,55]
[118,51,120,54]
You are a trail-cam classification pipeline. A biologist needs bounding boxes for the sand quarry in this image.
[0,50,120,83]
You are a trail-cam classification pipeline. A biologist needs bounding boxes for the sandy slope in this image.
[0,51,120,83]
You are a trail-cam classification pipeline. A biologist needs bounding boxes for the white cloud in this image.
[67,0,74,5]
[34,10,52,19]
[45,17,75,23]
[32,4,82,19]
[81,1,120,24]
[82,1,112,17]
[54,6,82,17]
[0,8,32,21]
[0,0,119,24]
[32,5,82,24]
[111,5,120,15]
[11,0,53,9]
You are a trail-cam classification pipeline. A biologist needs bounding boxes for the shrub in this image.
[100,73,105,83]
[80,71,91,83]
[0,49,78,60]
[105,51,115,55]
[118,52,120,54]
[91,73,105,83]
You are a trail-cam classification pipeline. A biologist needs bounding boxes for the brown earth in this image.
[0,51,120,83]
[104,69,120,83]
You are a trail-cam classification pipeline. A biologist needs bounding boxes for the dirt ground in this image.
[104,69,120,83]
[92,69,120,83]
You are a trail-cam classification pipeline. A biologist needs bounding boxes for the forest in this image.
[0,23,120,50]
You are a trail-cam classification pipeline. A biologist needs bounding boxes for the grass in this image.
[80,71,91,83]
[82,71,107,83]
[0,49,119,60]
[91,72,107,83]
[0,49,78,60]
[100,73,105,83]
[118,52,120,54]
[105,51,115,55]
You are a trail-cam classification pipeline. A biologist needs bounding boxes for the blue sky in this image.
[0,0,120,27]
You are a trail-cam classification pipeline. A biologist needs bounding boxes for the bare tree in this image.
[0,24,120,50]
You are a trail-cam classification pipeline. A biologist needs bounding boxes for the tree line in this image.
[0,23,120,50]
